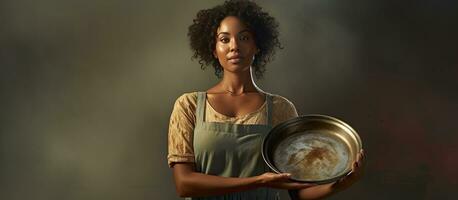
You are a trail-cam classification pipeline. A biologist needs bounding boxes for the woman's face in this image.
[214,16,258,74]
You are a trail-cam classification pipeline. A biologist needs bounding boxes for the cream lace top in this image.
[167,92,299,167]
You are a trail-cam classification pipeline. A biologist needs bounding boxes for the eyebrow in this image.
[217,29,251,37]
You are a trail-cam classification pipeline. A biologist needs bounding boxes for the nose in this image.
[229,37,239,52]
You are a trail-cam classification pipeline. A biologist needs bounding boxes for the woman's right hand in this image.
[172,163,316,197]
[256,172,316,190]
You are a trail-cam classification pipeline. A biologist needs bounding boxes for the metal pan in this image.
[262,114,362,184]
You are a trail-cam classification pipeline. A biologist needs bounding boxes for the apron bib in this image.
[187,92,280,200]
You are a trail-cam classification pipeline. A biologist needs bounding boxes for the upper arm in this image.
[168,93,197,168]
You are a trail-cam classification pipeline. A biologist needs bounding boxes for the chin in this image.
[225,64,251,73]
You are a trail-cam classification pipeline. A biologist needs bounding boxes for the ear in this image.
[213,51,218,59]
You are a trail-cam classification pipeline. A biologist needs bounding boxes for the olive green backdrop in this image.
[1,0,457,199]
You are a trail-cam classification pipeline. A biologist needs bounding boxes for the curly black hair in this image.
[188,0,282,79]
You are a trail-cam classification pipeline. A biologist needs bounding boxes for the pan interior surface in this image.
[273,131,350,181]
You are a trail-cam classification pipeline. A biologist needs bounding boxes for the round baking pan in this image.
[262,114,362,184]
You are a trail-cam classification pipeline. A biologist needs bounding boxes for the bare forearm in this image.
[291,179,355,200]
[289,183,331,200]
[297,183,336,200]
[173,164,314,198]
[175,171,261,197]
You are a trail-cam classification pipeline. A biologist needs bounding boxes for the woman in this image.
[167,1,365,199]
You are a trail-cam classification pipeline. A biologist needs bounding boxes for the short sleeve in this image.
[271,95,299,126]
[167,92,198,168]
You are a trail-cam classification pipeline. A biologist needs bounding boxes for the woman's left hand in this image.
[333,149,366,189]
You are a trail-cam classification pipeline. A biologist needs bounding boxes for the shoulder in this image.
[269,93,299,126]
[175,92,198,104]
[171,92,199,118]
[270,94,296,109]
[169,92,200,127]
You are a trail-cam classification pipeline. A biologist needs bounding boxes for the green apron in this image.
[187,92,280,200]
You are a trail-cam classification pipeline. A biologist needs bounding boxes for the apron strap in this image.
[266,93,273,127]
[196,92,206,125]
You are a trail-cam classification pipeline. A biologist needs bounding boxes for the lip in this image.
[227,54,243,60]
[227,55,243,64]
[228,58,242,64]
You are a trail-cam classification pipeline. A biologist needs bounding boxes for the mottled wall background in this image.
[1,0,457,199]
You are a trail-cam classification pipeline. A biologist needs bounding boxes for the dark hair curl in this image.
[188,0,282,79]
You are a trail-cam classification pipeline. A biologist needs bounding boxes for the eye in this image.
[219,37,230,43]
[239,35,250,41]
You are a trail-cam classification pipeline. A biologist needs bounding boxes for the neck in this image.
[219,67,263,95]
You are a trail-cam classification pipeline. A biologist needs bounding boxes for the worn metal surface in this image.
[274,131,350,181]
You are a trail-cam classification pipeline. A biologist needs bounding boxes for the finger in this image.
[357,152,365,167]
[272,173,291,181]
[351,162,359,172]
[356,151,364,165]
[283,173,292,177]
[353,161,359,168]
[280,173,291,178]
